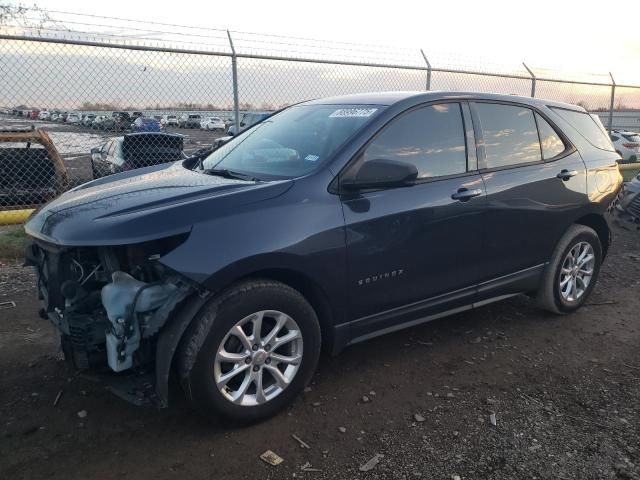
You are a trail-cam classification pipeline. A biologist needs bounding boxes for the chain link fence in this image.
[1,8,640,225]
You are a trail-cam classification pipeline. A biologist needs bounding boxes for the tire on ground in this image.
[536,224,602,314]
[177,279,321,423]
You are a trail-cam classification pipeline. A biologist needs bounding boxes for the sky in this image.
[2,0,639,111]
[25,0,640,84]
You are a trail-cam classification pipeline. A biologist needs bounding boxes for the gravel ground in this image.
[0,216,639,480]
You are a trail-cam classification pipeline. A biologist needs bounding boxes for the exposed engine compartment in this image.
[25,234,195,376]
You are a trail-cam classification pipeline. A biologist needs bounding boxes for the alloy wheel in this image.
[213,310,303,406]
[558,241,595,302]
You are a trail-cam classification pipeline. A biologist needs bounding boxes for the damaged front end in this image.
[25,234,201,406]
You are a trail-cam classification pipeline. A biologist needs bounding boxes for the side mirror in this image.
[342,158,418,190]
[91,147,100,154]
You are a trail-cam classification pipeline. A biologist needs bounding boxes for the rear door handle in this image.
[556,169,578,181]
[451,188,483,201]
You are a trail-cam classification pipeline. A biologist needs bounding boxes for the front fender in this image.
[154,291,211,407]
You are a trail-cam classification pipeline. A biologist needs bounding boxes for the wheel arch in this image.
[155,267,339,407]
[575,213,610,258]
[236,268,337,354]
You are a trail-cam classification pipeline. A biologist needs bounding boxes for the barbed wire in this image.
[0,4,614,80]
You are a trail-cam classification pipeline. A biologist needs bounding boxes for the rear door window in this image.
[475,103,541,168]
[550,108,614,151]
[535,113,566,160]
[361,102,468,179]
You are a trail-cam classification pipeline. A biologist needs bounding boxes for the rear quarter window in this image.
[550,108,614,151]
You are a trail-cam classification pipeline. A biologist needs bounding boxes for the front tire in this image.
[536,224,602,314]
[179,279,321,423]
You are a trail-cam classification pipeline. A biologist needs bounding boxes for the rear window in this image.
[551,108,613,151]
[622,133,640,143]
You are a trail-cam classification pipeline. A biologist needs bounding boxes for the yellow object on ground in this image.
[0,209,34,225]
[619,162,640,182]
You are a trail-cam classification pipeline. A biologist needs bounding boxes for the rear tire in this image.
[178,279,321,424]
[536,224,602,314]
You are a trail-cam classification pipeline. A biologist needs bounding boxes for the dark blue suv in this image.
[25,92,622,422]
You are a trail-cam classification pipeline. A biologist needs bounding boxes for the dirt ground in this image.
[1,216,639,480]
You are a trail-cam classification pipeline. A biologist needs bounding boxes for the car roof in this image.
[301,91,587,112]
[124,132,183,138]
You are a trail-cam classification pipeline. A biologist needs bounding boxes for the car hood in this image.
[26,161,293,246]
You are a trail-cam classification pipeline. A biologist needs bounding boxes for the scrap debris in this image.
[260,450,284,466]
[0,300,16,310]
[359,453,384,472]
[301,462,321,472]
[490,412,497,426]
[292,434,310,449]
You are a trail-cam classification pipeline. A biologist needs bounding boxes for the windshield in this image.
[200,104,382,179]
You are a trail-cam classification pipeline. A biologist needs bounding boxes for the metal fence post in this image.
[420,49,431,91]
[227,30,240,131]
[523,62,536,97]
[608,72,616,134]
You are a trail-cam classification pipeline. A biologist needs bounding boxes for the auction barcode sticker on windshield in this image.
[329,108,377,118]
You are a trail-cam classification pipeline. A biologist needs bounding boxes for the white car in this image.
[67,113,82,124]
[92,115,109,129]
[200,116,226,131]
[38,110,51,120]
[161,115,179,127]
[610,130,640,163]
[50,113,59,121]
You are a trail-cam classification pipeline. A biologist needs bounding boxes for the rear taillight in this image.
[622,143,640,149]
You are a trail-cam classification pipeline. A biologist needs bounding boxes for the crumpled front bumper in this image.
[24,238,204,408]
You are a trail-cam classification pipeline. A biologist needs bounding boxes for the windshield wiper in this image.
[202,168,259,181]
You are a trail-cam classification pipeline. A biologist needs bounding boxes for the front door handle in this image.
[556,169,578,181]
[451,188,482,201]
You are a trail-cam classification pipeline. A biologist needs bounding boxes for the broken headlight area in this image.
[25,233,196,391]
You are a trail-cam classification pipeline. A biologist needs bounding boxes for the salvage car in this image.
[1,126,69,206]
[25,92,622,423]
[178,114,202,129]
[615,170,640,224]
[66,112,82,124]
[227,111,270,136]
[131,116,162,133]
[90,132,184,179]
[200,116,226,131]
[161,114,179,127]
[610,130,640,163]
[81,114,96,127]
